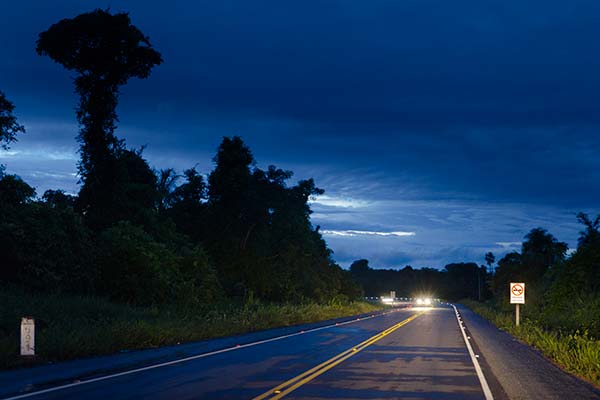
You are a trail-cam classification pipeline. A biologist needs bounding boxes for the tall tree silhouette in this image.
[576,212,600,249]
[208,136,259,247]
[155,168,179,212]
[484,251,495,274]
[0,91,25,150]
[484,252,495,267]
[36,9,162,227]
[521,227,567,281]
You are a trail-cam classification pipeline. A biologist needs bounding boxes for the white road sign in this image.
[510,282,525,304]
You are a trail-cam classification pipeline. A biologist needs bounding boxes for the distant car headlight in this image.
[416,298,424,305]
[424,298,432,305]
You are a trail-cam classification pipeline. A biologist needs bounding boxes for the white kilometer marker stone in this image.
[20,317,35,356]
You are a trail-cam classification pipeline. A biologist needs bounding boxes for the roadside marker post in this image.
[509,282,525,326]
[20,317,35,356]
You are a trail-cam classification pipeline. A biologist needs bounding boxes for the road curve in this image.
[1,305,491,400]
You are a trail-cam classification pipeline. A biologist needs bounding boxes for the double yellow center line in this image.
[253,312,423,400]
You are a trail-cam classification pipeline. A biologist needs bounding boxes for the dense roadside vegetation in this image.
[463,300,600,387]
[0,288,382,369]
[460,217,600,387]
[0,9,368,368]
[0,9,362,305]
[1,9,598,382]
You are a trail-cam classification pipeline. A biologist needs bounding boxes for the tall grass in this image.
[462,299,600,387]
[0,288,383,370]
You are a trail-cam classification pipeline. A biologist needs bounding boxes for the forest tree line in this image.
[0,9,361,305]
[1,9,598,320]
[351,218,600,335]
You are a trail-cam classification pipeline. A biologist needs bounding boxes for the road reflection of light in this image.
[412,306,434,311]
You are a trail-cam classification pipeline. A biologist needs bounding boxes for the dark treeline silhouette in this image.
[1,9,598,321]
[0,9,361,306]
[349,260,491,301]
[351,217,600,336]
[490,219,600,336]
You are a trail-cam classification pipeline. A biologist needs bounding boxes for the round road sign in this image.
[511,284,524,296]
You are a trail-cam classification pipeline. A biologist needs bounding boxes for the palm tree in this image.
[576,212,600,248]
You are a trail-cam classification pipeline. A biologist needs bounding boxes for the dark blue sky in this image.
[1,1,599,268]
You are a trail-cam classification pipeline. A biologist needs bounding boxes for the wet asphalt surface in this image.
[3,304,598,399]
[1,305,488,399]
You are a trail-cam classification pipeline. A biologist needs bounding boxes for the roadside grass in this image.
[0,288,383,370]
[462,299,600,387]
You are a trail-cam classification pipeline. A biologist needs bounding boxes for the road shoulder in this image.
[457,305,600,400]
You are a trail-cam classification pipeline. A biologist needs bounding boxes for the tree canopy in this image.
[36,9,163,230]
[0,91,25,150]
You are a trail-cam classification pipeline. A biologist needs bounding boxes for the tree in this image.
[42,189,76,208]
[576,212,600,249]
[484,252,495,271]
[171,168,207,206]
[0,91,25,150]
[0,170,36,206]
[36,9,162,228]
[207,136,262,250]
[541,214,600,335]
[350,259,371,274]
[167,168,208,241]
[156,168,179,212]
[0,180,95,293]
[443,262,480,300]
[493,251,522,296]
[521,228,567,282]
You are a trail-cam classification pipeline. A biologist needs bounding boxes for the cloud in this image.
[321,230,415,237]
[1,0,597,270]
[310,195,370,209]
[495,242,522,249]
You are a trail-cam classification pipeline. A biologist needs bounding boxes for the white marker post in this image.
[20,317,35,356]
[510,283,525,326]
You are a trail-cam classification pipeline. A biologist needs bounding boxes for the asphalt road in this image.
[2,304,597,399]
[1,305,491,400]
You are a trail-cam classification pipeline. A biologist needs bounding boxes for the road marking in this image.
[253,312,423,400]
[1,309,406,400]
[452,305,494,400]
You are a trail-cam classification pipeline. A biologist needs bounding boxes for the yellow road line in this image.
[253,312,423,400]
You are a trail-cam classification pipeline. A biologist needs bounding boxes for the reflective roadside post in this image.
[20,317,35,356]
[510,283,525,326]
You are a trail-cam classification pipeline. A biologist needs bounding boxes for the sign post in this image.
[390,291,396,300]
[509,283,525,326]
[20,317,35,356]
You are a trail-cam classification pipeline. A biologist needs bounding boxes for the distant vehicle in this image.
[415,297,432,306]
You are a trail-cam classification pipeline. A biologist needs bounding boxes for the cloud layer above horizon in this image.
[1,0,599,268]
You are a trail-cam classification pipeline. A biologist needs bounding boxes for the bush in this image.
[0,201,96,293]
[0,288,383,369]
[97,222,221,305]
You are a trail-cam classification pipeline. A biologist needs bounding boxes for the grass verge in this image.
[462,299,600,387]
[0,288,383,370]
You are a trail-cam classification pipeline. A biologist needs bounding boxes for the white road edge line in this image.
[452,304,494,400]
[2,308,406,400]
